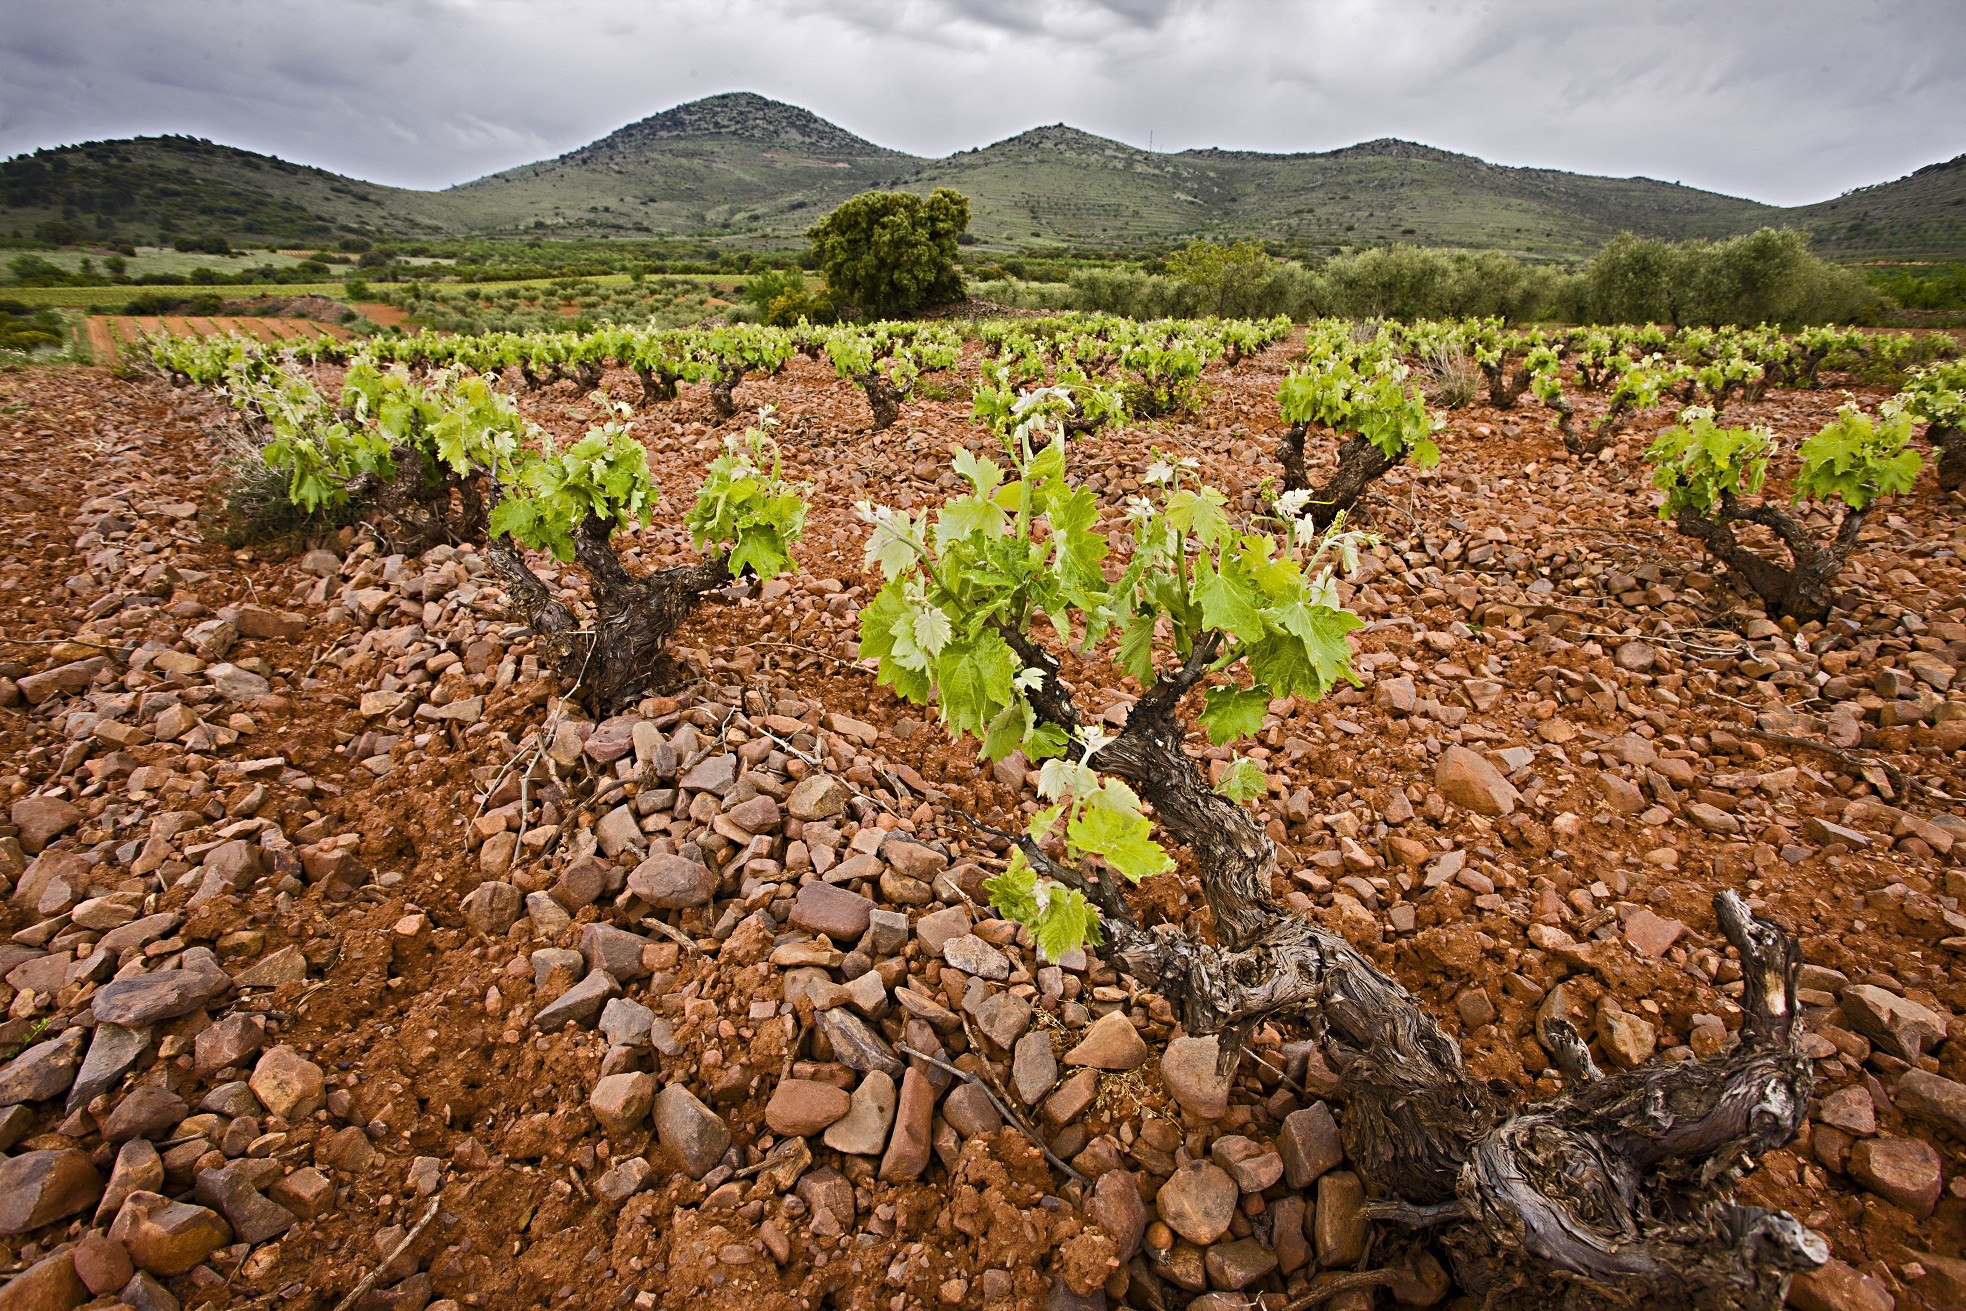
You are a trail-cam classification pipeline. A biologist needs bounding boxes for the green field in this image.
[19,246,330,278]
[0,282,348,308]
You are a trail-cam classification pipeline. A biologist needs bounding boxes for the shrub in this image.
[808,189,969,319]
[33,219,80,246]
[1584,229,1878,327]
[1164,239,1280,317]
[6,254,72,287]
[0,302,64,353]
[172,234,232,256]
[1319,247,1565,322]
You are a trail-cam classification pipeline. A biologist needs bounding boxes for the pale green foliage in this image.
[1646,408,1772,519]
[859,398,1364,957]
[488,423,656,560]
[821,323,961,397]
[856,413,1103,760]
[1277,355,1441,468]
[1648,402,1922,521]
[231,364,392,514]
[1899,361,1966,432]
[1214,756,1269,803]
[684,416,810,581]
[982,850,1103,962]
[696,324,796,376]
[1792,404,1923,510]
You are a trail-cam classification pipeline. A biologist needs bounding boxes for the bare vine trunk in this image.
[857,372,904,431]
[344,447,489,554]
[709,368,742,420]
[1670,493,1866,624]
[1930,424,1966,493]
[1002,637,1825,1308]
[488,514,730,715]
[1277,425,1399,530]
[1482,362,1532,409]
[634,367,679,407]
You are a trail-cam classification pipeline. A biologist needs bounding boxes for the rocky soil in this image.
[0,339,1964,1311]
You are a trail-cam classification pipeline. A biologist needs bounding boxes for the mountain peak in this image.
[563,92,904,162]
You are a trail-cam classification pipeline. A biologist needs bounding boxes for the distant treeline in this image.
[968,229,1884,327]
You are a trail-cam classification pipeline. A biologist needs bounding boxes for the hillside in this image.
[1788,153,1966,260]
[0,134,457,243]
[1,93,1960,259]
[908,129,1779,258]
[437,92,918,237]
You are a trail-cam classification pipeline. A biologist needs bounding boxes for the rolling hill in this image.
[1,92,1959,260]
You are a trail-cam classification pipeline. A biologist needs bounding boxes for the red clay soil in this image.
[0,341,1961,1311]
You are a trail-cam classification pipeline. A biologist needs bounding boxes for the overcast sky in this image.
[2,0,1960,207]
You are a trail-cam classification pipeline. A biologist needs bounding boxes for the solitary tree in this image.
[808,188,969,319]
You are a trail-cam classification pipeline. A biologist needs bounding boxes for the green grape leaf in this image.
[933,629,1021,738]
[1193,559,1267,645]
[1198,685,1270,745]
[1029,884,1103,961]
[1215,756,1269,804]
[1068,782,1173,881]
[859,584,933,704]
[983,851,1040,923]
[953,447,1003,496]
[935,493,1006,546]
[912,605,954,658]
[1117,609,1157,684]
[981,697,1035,763]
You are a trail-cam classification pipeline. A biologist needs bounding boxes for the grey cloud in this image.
[0,0,1958,205]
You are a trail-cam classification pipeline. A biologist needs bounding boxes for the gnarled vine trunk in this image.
[1482,361,1532,409]
[488,513,730,715]
[344,446,489,555]
[1670,492,1866,624]
[1004,638,1825,1309]
[1929,424,1966,493]
[1276,424,1398,530]
[857,372,904,431]
[634,367,679,408]
[709,367,742,419]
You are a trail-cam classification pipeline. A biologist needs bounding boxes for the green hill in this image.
[434,93,916,238]
[1786,153,1966,261]
[2,92,1960,260]
[905,128,1779,259]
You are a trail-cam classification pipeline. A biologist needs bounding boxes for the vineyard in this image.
[0,307,1965,1311]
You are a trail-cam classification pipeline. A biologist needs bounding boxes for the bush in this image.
[962,279,1081,313]
[0,301,65,353]
[1165,239,1283,317]
[1583,228,1877,327]
[172,234,232,256]
[5,254,71,287]
[33,219,80,247]
[1319,247,1567,321]
[808,188,969,318]
[122,292,222,315]
[1066,268,1198,318]
[1869,262,1966,312]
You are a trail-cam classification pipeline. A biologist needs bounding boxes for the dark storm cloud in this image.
[0,0,1959,205]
